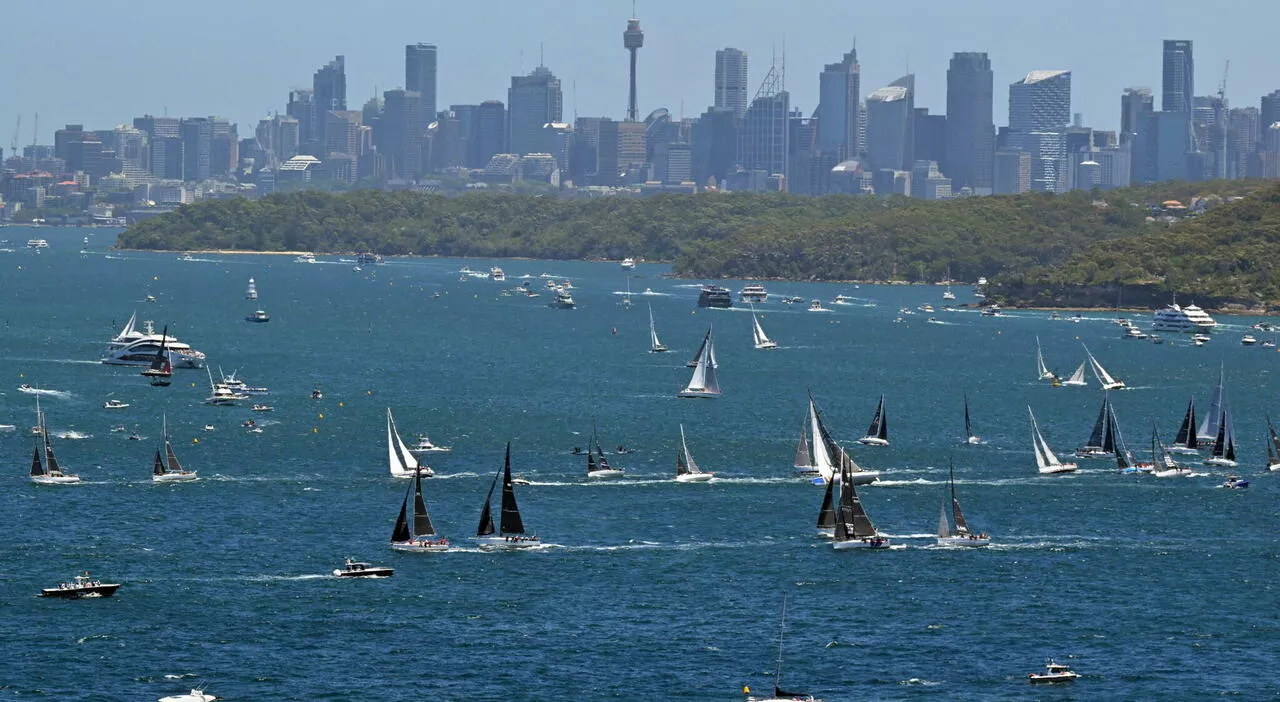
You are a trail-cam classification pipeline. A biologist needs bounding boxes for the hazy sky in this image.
[3,0,1277,146]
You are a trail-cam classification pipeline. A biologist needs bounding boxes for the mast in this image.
[949,460,970,535]
[1084,393,1110,449]
[391,476,413,542]
[412,468,435,537]
[499,443,526,535]
[963,393,973,439]
[1198,364,1225,445]
[475,473,498,536]
[686,329,709,368]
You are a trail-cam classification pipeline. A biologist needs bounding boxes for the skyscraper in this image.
[1225,107,1259,178]
[287,89,318,151]
[714,48,749,119]
[1008,70,1071,192]
[944,52,994,193]
[1161,40,1194,114]
[866,76,914,172]
[313,56,347,152]
[507,66,562,156]
[739,88,789,187]
[406,44,438,130]
[179,117,212,182]
[816,48,859,158]
[1120,87,1154,145]
[377,89,423,179]
[623,18,644,122]
[1261,90,1280,131]
[476,100,507,166]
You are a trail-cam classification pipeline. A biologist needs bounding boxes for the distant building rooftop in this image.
[1019,70,1069,84]
[868,86,909,103]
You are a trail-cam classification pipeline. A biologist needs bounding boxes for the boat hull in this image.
[675,472,713,482]
[754,342,779,350]
[586,469,625,479]
[31,475,81,484]
[1203,457,1237,468]
[816,471,879,486]
[153,472,198,483]
[473,535,541,549]
[937,536,990,548]
[832,537,891,550]
[333,567,395,577]
[390,540,450,553]
[1038,464,1078,475]
[857,437,889,447]
[40,583,120,598]
[677,389,720,399]
[390,467,435,478]
[1028,673,1079,684]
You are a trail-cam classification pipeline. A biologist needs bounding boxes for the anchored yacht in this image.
[1151,303,1217,334]
[101,314,206,368]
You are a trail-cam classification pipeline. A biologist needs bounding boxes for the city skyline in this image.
[3,0,1277,146]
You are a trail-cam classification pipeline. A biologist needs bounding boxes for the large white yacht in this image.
[1151,303,1217,334]
[101,313,206,368]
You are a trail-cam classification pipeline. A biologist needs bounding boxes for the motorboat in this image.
[807,300,831,312]
[27,239,50,248]
[218,372,269,395]
[1027,660,1079,684]
[918,303,935,313]
[103,399,130,409]
[40,573,120,599]
[1150,334,1163,344]
[490,267,506,282]
[204,369,247,406]
[409,434,451,454]
[102,314,206,368]
[311,388,323,400]
[832,294,856,305]
[245,310,271,323]
[1241,334,1258,346]
[245,278,258,300]
[294,253,317,263]
[1152,302,1217,333]
[158,688,218,702]
[1122,326,1148,339]
[697,285,733,308]
[782,296,805,305]
[980,304,1002,317]
[738,284,769,304]
[333,558,394,577]
[1221,475,1249,489]
[177,253,196,261]
[356,252,383,266]
[548,288,576,309]
[251,404,273,412]
[111,425,127,433]
[620,257,636,270]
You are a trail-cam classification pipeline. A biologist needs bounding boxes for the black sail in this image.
[676,448,690,476]
[165,443,185,474]
[1173,397,1196,448]
[686,330,709,368]
[412,469,436,537]
[816,477,836,529]
[44,435,63,475]
[153,450,167,476]
[1085,394,1110,448]
[391,480,413,543]
[865,396,887,439]
[1102,403,1119,454]
[949,462,970,536]
[499,443,526,535]
[587,451,597,474]
[475,473,498,536]
[30,446,44,476]
[964,393,973,438]
[834,462,877,540]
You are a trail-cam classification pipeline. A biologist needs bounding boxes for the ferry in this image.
[738,284,769,304]
[696,285,733,308]
[1151,303,1217,334]
[355,252,383,266]
[101,314,206,368]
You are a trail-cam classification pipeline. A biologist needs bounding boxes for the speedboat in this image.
[1221,475,1249,489]
[332,558,394,578]
[549,289,576,309]
[27,239,50,248]
[1241,334,1258,346]
[1150,334,1163,344]
[311,388,323,400]
[832,294,856,305]
[251,404,273,412]
[102,315,206,368]
[980,304,1002,317]
[244,310,270,323]
[158,689,218,702]
[410,435,451,454]
[782,296,805,305]
[111,425,127,433]
[739,284,769,304]
[294,253,317,263]
[1122,326,1148,339]
[620,257,637,270]
[807,300,831,312]
[40,573,120,599]
[1152,302,1217,333]
[177,253,196,261]
[918,304,935,313]
[490,267,506,282]
[1028,660,1079,684]
[103,399,129,409]
[219,375,269,395]
[1192,333,1211,344]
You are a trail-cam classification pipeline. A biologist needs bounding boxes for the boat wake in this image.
[53,430,93,440]
[76,634,118,644]
[899,678,943,686]
[880,532,939,539]
[17,387,72,397]
[243,574,330,582]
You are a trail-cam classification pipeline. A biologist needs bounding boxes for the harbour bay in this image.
[0,226,1275,700]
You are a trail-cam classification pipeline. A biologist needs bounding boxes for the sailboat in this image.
[1082,343,1125,390]
[1075,392,1117,459]
[245,277,258,300]
[744,594,819,702]
[586,420,625,478]
[936,460,989,547]
[1029,406,1078,474]
[1203,394,1238,467]
[678,327,721,398]
[1061,360,1088,387]
[389,464,449,552]
[620,277,633,310]
[141,324,173,386]
[1109,403,1138,472]
[473,443,540,548]
[750,304,778,350]
[1167,397,1200,454]
[857,395,889,446]
[685,327,718,368]
[1196,365,1225,448]
[793,420,817,476]
[804,393,879,485]
[815,476,836,537]
[152,415,197,482]
[831,456,889,550]
[1035,336,1058,382]
[387,408,433,478]
[1148,423,1191,477]
[29,396,80,484]
[1266,416,1280,471]
[674,424,713,482]
[962,392,983,445]
[647,304,668,353]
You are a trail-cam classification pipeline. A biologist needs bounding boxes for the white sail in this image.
[1197,365,1225,444]
[750,304,777,349]
[808,399,835,482]
[648,304,667,352]
[1082,344,1124,389]
[1062,360,1088,386]
[1035,336,1056,380]
[678,331,721,397]
[937,500,950,538]
[387,408,429,477]
[1029,406,1075,474]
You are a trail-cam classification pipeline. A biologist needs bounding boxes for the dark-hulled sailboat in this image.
[962,392,983,445]
[390,464,449,552]
[474,443,539,548]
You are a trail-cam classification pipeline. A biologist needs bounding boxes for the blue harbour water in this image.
[0,226,1276,700]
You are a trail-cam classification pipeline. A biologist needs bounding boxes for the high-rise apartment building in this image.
[816,48,859,158]
[944,52,994,193]
[912,108,946,166]
[1226,107,1260,178]
[1120,87,1154,145]
[313,56,347,152]
[714,48,749,119]
[406,44,438,130]
[507,66,562,156]
[691,107,737,188]
[1008,70,1071,191]
[210,117,237,177]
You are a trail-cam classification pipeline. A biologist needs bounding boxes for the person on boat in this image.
[571,446,582,455]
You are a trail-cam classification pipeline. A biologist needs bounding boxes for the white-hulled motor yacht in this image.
[158,689,218,702]
[1027,660,1079,684]
[1151,302,1217,334]
[739,284,769,304]
[101,314,206,368]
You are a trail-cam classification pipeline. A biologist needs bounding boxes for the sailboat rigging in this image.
[1167,397,1200,454]
[1075,392,1117,459]
[1203,391,1237,467]
[936,459,989,547]
[1267,415,1280,471]
[1035,336,1058,382]
[387,408,433,478]
[793,419,815,475]
[1196,365,1225,448]
[678,327,721,398]
[674,424,713,482]
[647,304,668,353]
[1029,406,1078,475]
[586,419,624,478]
[29,395,79,484]
[831,454,889,550]
[857,395,889,446]
[686,326,718,368]
[745,594,818,702]
[473,443,539,548]
[962,393,982,445]
[805,392,879,485]
[390,464,449,551]
[1082,343,1125,390]
[750,304,778,350]
[1148,423,1191,477]
[152,414,197,482]
[1061,359,1088,387]
[141,324,174,386]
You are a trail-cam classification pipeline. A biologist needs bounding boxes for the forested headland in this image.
[117,179,1280,308]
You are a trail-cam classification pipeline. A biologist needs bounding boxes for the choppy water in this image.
[0,227,1276,700]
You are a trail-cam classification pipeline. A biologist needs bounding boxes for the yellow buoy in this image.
[318,413,324,420]
[313,427,318,433]
[192,438,199,444]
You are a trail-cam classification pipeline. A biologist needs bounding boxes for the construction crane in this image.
[10,115,19,157]
[1218,60,1230,104]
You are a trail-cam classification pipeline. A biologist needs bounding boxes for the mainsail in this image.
[1029,406,1067,471]
[412,469,436,537]
[387,408,427,477]
[142,324,173,384]
[1035,336,1056,380]
[793,422,812,469]
[963,393,975,440]
[1083,343,1124,389]
[498,443,526,535]
[685,327,718,368]
[676,424,701,476]
[1267,416,1280,467]
[751,305,776,349]
[860,395,889,444]
[832,461,877,541]
[1197,365,1225,446]
[475,473,498,537]
[647,305,667,353]
[1064,360,1088,386]
[679,329,721,397]
[1172,397,1198,450]
[949,461,970,536]
[816,477,837,530]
